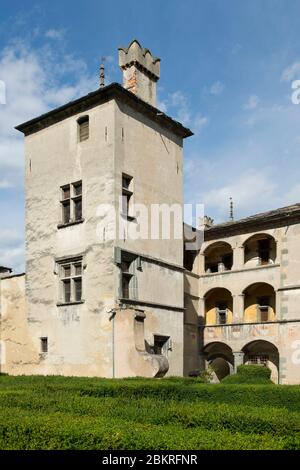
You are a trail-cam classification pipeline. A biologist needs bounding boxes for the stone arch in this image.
[204,287,233,325]
[242,282,276,323]
[203,241,233,273]
[243,233,276,266]
[242,339,279,383]
[203,341,233,381]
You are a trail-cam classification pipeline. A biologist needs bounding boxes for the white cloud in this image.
[193,113,209,133]
[0,180,14,189]
[210,81,225,95]
[157,90,209,133]
[0,39,97,272]
[201,169,276,220]
[45,29,65,40]
[281,62,300,82]
[244,94,259,110]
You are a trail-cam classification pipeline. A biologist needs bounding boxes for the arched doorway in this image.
[203,341,234,381]
[242,340,279,383]
[243,282,276,323]
[204,288,233,325]
[204,241,233,273]
[243,233,276,267]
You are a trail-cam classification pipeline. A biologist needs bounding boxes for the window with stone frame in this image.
[121,173,134,219]
[58,258,83,304]
[118,251,138,300]
[60,181,82,224]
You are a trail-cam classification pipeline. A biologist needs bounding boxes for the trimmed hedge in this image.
[0,375,300,449]
[222,365,273,384]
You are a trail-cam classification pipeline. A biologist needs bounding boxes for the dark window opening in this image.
[74,278,82,302]
[119,252,136,300]
[184,250,197,271]
[60,259,83,304]
[206,263,218,273]
[60,181,83,224]
[153,335,170,355]
[258,296,270,322]
[122,274,132,299]
[63,279,71,303]
[122,174,133,218]
[62,201,71,223]
[258,239,270,265]
[40,337,48,353]
[216,302,227,324]
[222,253,233,271]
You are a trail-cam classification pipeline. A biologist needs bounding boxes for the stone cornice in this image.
[16,83,193,139]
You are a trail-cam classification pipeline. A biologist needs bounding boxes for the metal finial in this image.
[99,56,106,88]
[229,197,234,221]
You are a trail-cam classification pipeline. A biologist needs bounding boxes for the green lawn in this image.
[0,374,300,450]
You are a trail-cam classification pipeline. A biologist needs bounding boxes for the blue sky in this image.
[1,0,300,271]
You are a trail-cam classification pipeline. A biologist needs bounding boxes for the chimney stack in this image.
[118,39,160,107]
[199,216,214,230]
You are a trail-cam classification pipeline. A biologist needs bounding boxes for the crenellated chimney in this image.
[198,216,214,230]
[118,39,160,107]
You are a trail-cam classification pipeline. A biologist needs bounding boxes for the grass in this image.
[0,374,300,450]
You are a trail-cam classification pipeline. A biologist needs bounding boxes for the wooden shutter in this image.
[79,118,89,141]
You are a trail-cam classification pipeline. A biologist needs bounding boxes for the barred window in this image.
[248,355,269,366]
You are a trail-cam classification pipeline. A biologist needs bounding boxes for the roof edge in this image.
[15,82,193,138]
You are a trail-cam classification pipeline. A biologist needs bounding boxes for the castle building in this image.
[1,40,300,384]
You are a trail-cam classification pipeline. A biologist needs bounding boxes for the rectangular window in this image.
[216,302,227,324]
[40,337,48,353]
[121,260,133,299]
[78,116,89,142]
[258,296,270,322]
[248,354,268,366]
[60,181,83,224]
[122,173,133,218]
[258,239,270,265]
[119,253,137,300]
[59,258,83,304]
[153,335,170,356]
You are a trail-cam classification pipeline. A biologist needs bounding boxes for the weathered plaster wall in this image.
[113,100,185,376]
[24,100,117,377]
[0,275,36,374]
